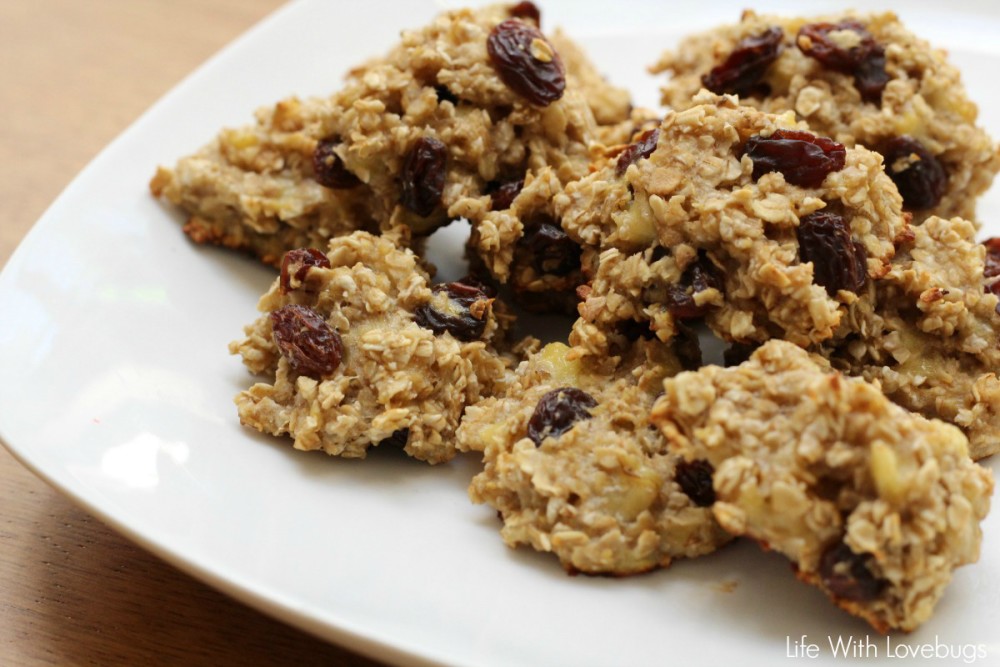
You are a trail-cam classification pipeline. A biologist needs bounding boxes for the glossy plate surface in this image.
[2,1,999,664]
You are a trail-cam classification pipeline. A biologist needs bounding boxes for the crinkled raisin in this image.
[743,129,846,188]
[983,238,1000,279]
[400,136,447,217]
[666,252,722,320]
[797,211,867,295]
[270,304,343,379]
[522,221,580,276]
[487,19,565,106]
[413,280,493,341]
[797,21,888,103]
[527,387,597,445]
[852,47,889,103]
[983,238,1000,314]
[675,459,716,507]
[456,273,498,299]
[313,138,361,189]
[508,0,540,25]
[819,541,886,601]
[280,248,331,294]
[882,136,947,211]
[702,26,783,97]
[489,178,525,211]
[615,128,660,177]
[797,21,875,70]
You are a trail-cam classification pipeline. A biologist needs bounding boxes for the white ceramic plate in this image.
[2,1,1000,665]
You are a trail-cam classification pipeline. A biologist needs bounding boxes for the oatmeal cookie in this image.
[652,340,993,632]
[229,232,513,464]
[459,337,732,575]
[151,3,631,266]
[556,92,908,349]
[826,216,1000,460]
[651,11,1000,222]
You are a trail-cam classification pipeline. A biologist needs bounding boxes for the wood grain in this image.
[0,2,387,665]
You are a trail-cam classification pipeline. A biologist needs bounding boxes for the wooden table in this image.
[0,2,386,664]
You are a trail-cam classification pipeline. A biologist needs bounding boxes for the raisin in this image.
[983,238,1000,279]
[487,19,566,106]
[882,136,947,211]
[743,129,846,188]
[666,252,722,320]
[527,387,597,445]
[797,211,867,295]
[400,136,447,217]
[279,248,331,294]
[675,459,715,507]
[615,128,660,177]
[270,304,344,379]
[819,541,886,601]
[797,21,888,103]
[413,280,493,341]
[522,222,580,276]
[702,26,783,97]
[508,0,540,25]
[797,21,875,71]
[489,178,525,211]
[983,238,1000,315]
[313,138,360,189]
[455,273,498,299]
[852,46,889,103]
